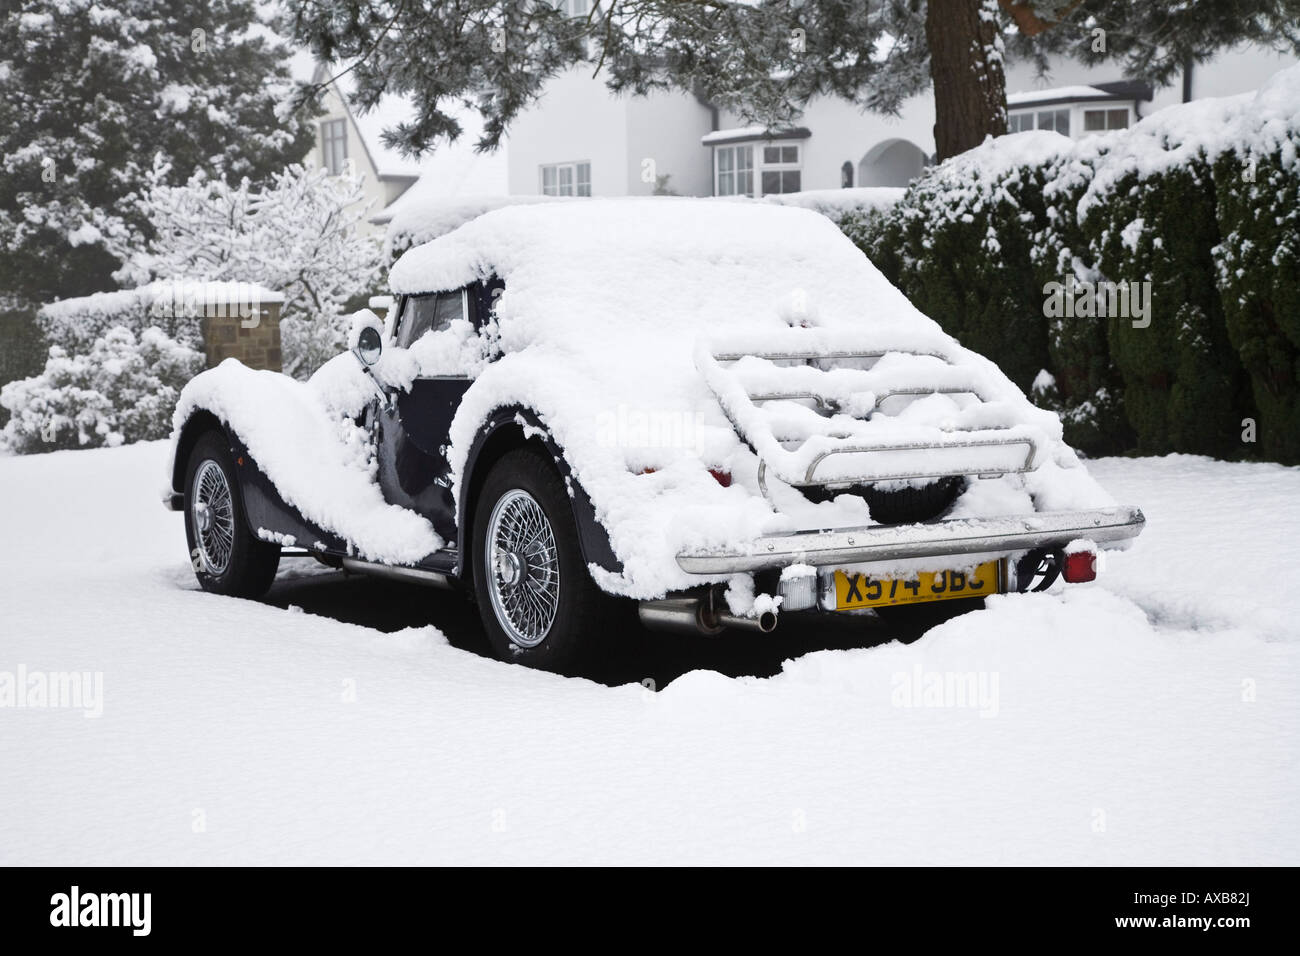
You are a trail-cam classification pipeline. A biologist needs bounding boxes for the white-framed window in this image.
[540,161,591,196]
[1006,108,1070,136]
[1083,107,1130,132]
[715,145,753,197]
[1036,109,1070,135]
[1007,111,1034,133]
[715,142,803,197]
[321,118,348,175]
[760,143,802,195]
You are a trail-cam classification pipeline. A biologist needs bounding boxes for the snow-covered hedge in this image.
[855,65,1300,463]
[36,285,203,356]
[1,326,203,453]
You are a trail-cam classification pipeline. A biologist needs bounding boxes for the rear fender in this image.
[457,406,621,584]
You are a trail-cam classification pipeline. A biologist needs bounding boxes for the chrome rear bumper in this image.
[676,506,1145,574]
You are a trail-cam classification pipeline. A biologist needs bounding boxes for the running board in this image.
[340,557,455,589]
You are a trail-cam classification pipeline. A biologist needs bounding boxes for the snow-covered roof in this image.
[370,144,509,226]
[308,66,509,189]
[328,72,426,180]
[1007,85,1126,107]
[701,126,812,146]
[41,281,283,322]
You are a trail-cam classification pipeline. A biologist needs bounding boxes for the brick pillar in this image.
[200,299,282,372]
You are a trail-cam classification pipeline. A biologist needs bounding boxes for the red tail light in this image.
[1062,551,1097,583]
[639,467,731,488]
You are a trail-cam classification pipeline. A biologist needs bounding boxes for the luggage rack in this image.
[698,339,1043,487]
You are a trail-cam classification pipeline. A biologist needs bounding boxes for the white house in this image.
[505,42,1299,199]
[296,60,509,234]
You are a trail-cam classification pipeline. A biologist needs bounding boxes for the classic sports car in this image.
[165,199,1144,669]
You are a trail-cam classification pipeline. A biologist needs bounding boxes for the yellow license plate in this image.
[834,560,1003,610]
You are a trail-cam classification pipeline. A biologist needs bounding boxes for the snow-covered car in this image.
[164,199,1144,669]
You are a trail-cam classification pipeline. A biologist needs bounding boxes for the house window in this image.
[540,161,591,196]
[1035,109,1070,136]
[715,145,754,197]
[841,161,854,188]
[759,144,801,195]
[1007,112,1034,133]
[1083,108,1130,132]
[554,0,588,15]
[321,118,348,176]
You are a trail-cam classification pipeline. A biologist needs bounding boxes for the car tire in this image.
[800,476,963,524]
[184,431,280,598]
[472,448,616,671]
[860,476,963,524]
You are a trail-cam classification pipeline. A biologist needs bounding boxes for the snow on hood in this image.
[172,347,442,566]
[385,198,1111,596]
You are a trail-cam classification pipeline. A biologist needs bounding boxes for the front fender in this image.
[168,411,346,552]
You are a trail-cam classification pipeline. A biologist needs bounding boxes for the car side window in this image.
[396,289,467,349]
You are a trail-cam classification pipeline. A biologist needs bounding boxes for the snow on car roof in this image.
[389,197,939,342]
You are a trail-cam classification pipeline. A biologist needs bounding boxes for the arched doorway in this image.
[857,139,928,187]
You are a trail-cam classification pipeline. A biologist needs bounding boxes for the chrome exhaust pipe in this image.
[637,598,778,635]
[638,598,723,636]
[714,609,779,633]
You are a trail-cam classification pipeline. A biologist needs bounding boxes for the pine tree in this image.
[0,0,318,306]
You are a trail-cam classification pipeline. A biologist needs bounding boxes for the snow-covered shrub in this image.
[1082,159,1249,459]
[0,309,48,429]
[0,327,203,454]
[1030,156,1133,456]
[1212,147,1300,464]
[107,162,383,379]
[856,134,1064,395]
[36,285,202,356]
[859,64,1300,462]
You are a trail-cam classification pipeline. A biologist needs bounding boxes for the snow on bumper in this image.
[675,506,1145,574]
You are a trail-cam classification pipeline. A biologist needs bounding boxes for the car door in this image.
[372,285,486,541]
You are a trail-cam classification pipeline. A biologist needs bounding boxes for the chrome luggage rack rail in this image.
[698,340,1042,486]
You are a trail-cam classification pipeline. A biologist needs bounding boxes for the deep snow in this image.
[0,442,1296,865]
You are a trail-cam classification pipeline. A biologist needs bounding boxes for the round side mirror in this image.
[356,326,383,366]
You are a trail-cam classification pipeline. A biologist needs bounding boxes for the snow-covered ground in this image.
[1,442,1296,864]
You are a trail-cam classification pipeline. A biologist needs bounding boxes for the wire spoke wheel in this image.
[193,459,235,575]
[485,489,560,648]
